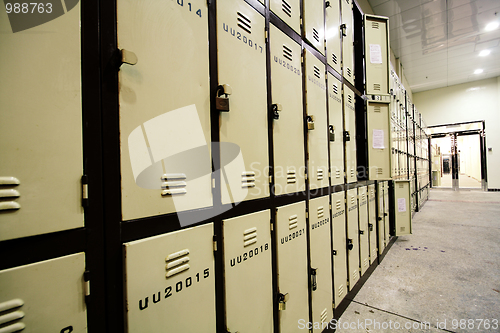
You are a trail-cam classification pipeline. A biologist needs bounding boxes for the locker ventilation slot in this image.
[313,65,321,78]
[0,176,21,211]
[374,83,381,91]
[243,227,257,247]
[161,173,187,196]
[287,170,297,184]
[282,0,292,17]
[364,258,369,268]
[338,284,345,297]
[336,170,341,179]
[332,53,338,64]
[347,94,352,104]
[374,105,381,112]
[350,169,355,178]
[242,171,256,188]
[377,168,383,175]
[312,28,320,42]
[332,83,338,95]
[237,12,252,34]
[317,206,324,219]
[289,215,298,230]
[321,308,328,323]
[283,45,293,61]
[0,299,25,332]
[347,67,352,78]
[336,200,342,211]
[352,269,358,281]
[371,21,380,29]
[399,184,404,188]
[317,169,324,180]
[350,196,355,206]
[165,249,190,278]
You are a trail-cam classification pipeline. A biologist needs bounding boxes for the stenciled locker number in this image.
[117,0,212,221]
[217,0,269,205]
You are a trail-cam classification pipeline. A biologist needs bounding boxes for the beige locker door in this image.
[364,16,388,95]
[367,101,391,180]
[394,181,412,236]
[0,3,83,241]
[270,0,300,33]
[341,0,354,85]
[305,50,329,190]
[383,182,390,245]
[223,210,273,333]
[270,25,305,196]
[303,0,325,55]
[118,0,212,222]
[344,86,357,183]
[308,196,333,331]
[346,188,359,289]
[325,0,341,74]
[358,186,369,276]
[123,224,216,332]
[368,184,378,263]
[0,253,87,332]
[275,202,309,332]
[377,182,386,254]
[331,191,347,307]
[218,0,269,204]
[328,74,344,186]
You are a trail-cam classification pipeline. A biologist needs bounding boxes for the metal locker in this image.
[383,182,390,245]
[308,196,333,331]
[218,0,269,204]
[341,0,354,85]
[377,182,385,255]
[344,86,357,183]
[328,74,344,186]
[270,25,305,196]
[223,210,273,333]
[305,50,329,190]
[118,0,212,222]
[0,2,83,241]
[367,99,392,180]
[346,188,359,290]
[364,15,389,96]
[357,186,369,276]
[331,191,347,307]
[123,224,216,332]
[367,184,378,264]
[270,0,300,34]
[394,181,412,236]
[275,202,308,332]
[0,253,87,332]
[325,0,341,74]
[303,0,325,55]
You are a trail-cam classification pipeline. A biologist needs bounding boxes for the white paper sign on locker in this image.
[373,129,385,149]
[398,198,406,212]
[369,44,383,64]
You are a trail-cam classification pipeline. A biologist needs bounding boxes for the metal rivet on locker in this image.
[216,84,232,112]
[120,49,138,66]
[272,103,282,120]
[306,115,315,130]
[329,125,335,141]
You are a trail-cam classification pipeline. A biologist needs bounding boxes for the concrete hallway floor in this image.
[337,189,500,332]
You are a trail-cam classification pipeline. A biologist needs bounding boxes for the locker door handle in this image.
[325,1,331,7]
[329,125,335,141]
[369,223,374,231]
[311,268,318,291]
[347,239,353,250]
[272,103,282,120]
[340,24,347,37]
[359,230,364,235]
[344,131,350,142]
[120,49,137,66]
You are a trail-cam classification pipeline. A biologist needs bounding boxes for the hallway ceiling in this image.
[367,0,500,93]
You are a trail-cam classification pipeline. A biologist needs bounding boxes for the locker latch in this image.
[344,131,351,142]
[306,115,315,130]
[120,49,138,67]
[347,239,353,250]
[216,84,232,112]
[332,249,337,256]
[310,268,318,291]
[272,103,282,120]
[329,125,335,141]
[368,223,374,231]
[325,1,331,7]
[278,292,289,310]
[359,230,364,235]
[340,24,347,37]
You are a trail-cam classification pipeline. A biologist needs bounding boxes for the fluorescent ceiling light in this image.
[479,50,491,57]
[485,21,499,31]
[474,69,483,74]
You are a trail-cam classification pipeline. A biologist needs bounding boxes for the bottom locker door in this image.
[276,202,309,332]
[384,182,390,246]
[331,191,347,308]
[223,210,273,333]
[0,253,87,332]
[346,188,360,289]
[377,182,386,255]
[394,180,412,236]
[357,186,369,276]
[124,223,216,332]
[368,184,378,264]
[309,196,333,332]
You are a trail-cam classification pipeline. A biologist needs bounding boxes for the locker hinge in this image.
[81,175,89,207]
[84,270,90,303]
[265,29,268,42]
[270,222,274,232]
[213,236,217,252]
[269,175,272,184]
[306,212,308,219]
[212,178,216,189]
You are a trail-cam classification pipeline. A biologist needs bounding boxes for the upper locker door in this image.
[367,184,378,264]
[275,202,308,332]
[344,86,357,183]
[0,2,83,241]
[367,101,391,180]
[346,188,359,289]
[270,0,300,34]
[325,0,341,74]
[377,182,385,254]
[331,191,347,307]
[223,210,273,333]
[270,26,305,196]
[305,51,329,190]
[218,0,269,204]
[308,196,333,332]
[341,0,354,85]
[123,224,216,332]
[303,0,325,55]
[357,186,369,276]
[117,0,212,221]
[328,74,344,186]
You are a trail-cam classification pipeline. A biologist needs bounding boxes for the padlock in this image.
[278,293,289,310]
[272,103,282,120]
[344,130,350,142]
[307,115,315,130]
[347,239,353,250]
[216,84,232,112]
[329,125,335,141]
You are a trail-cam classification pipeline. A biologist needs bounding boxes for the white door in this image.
[325,0,341,74]
[341,0,354,85]
[270,0,300,33]
[344,86,357,183]
[331,191,347,307]
[358,186,370,276]
[377,182,386,254]
[328,74,344,186]
[368,184,378,263]
[346,188,359,289]
[303,0,325,55]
